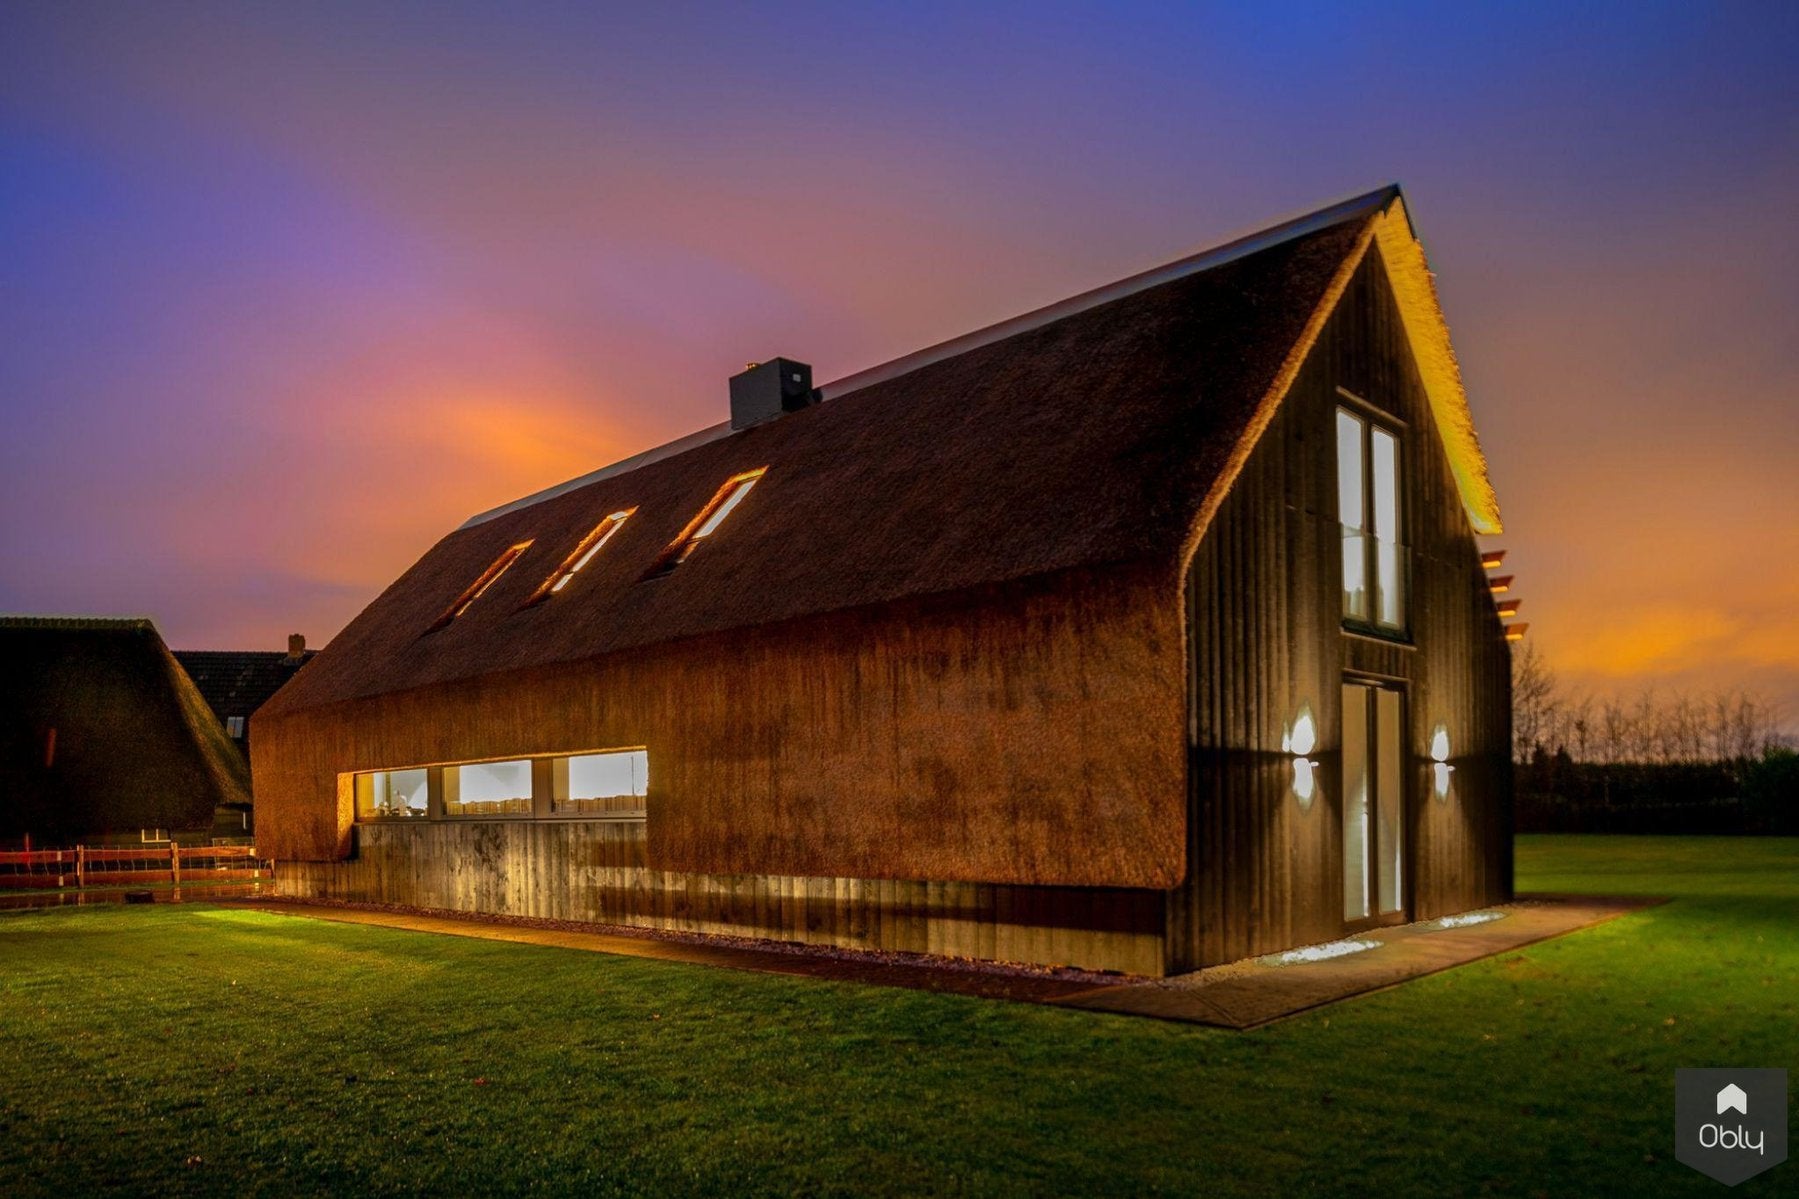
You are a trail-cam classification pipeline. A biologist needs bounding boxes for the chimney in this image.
[286,633,306,663]
[729,358,816,430]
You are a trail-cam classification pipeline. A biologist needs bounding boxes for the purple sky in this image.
[3,2,1796,725]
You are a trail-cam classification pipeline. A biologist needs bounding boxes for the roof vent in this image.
[729,358,816,430]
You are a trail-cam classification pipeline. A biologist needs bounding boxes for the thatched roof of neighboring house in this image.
[267,185,1498,716]
[174,646,315,748]
[0,616,252,841]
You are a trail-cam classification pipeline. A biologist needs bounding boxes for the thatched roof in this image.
[267,185,1498,716]
[0,616,252,840]
[174,649,315,746]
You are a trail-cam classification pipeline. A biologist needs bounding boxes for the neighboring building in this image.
[175,635,316,755]
[254,186,1513,975]
[1,616,252,845]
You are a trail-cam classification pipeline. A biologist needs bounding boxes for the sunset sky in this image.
[3,3,1796,727]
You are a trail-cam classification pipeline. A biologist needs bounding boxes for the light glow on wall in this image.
[1430,724,1454,799]
[1284,705,1321,808]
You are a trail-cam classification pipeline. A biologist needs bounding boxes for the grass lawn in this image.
[1,835,1794,1197]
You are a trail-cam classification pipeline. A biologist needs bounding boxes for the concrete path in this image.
[1052,895,1662,1028]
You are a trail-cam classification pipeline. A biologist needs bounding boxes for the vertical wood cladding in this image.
[278,822,1165,976]
[1169,251,1512,971]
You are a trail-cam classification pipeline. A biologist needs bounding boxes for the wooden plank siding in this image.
[277,821,1165,976]
[1168,250,1512,972]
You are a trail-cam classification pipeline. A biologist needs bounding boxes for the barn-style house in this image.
[255,186,1512,976]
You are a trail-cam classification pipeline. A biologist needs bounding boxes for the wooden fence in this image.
[0,845,272,890]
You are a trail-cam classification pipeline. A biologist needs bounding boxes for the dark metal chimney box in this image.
[730,358,816,430]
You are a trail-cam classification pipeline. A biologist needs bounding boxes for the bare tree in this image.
[1511,641,1559,762]
[1515,645,1788,765]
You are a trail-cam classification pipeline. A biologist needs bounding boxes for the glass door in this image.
[1342,681,1407,925]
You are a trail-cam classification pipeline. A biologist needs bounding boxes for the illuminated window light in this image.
[525,509,634,605]
[1432,911,1505,930]
[1488,575,1513,595]
[1504,622,1529,642]
[1336,405,1406,631]
[643,468,765,580]
[1261,938,1380,967]
[429,541,533,631]
[1494,598,1522,619]
[1481,549,1506,570]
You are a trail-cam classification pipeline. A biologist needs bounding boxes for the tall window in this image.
[525,509,634,605]
[1336,407,1404,632]
[643,469,765,579]
[430,541,533,631]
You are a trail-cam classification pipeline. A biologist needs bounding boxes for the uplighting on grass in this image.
[1260,938,1379,967]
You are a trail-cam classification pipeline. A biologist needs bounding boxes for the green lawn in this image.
[1,835,1794,1197]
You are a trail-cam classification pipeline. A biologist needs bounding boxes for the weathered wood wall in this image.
[254,563,1188,890]
[1169,250,1513,971]
[278,821,1167,975]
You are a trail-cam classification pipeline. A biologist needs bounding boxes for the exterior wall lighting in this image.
[1283,705,1321,808]
[1430,724,1454,799]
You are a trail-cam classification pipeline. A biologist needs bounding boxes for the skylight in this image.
[428,541,532,631]
[643,469,765,579]
[525,509,634,605]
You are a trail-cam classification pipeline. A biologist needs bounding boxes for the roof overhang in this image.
[1370,194,1503,535]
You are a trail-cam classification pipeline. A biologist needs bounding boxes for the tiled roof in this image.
[173,651,315,723]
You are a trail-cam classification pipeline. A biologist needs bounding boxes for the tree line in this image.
[1511,642,1786,766]
[1510,644,1796,834]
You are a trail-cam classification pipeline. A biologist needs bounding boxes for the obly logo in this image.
[1675,1069,1787,1187]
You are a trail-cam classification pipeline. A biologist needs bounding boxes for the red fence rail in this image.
[0,844,271,889]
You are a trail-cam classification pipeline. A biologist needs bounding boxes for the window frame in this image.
[523,508,636,607]
[641,469,766,580]
[348,747,650,825]
[1335,394,1409,640]
[428,540,534,632]
[352,767,434,822]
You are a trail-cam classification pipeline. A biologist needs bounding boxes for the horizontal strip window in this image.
[354,768,430,821]
[350,749,648,823]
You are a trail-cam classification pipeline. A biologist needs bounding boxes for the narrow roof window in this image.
[428,541,532,632]
[524,509,635,606]
[643,469,765,580]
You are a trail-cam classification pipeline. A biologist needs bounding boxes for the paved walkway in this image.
[1054,895,1662,1028]
[227,893,1660,1025]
